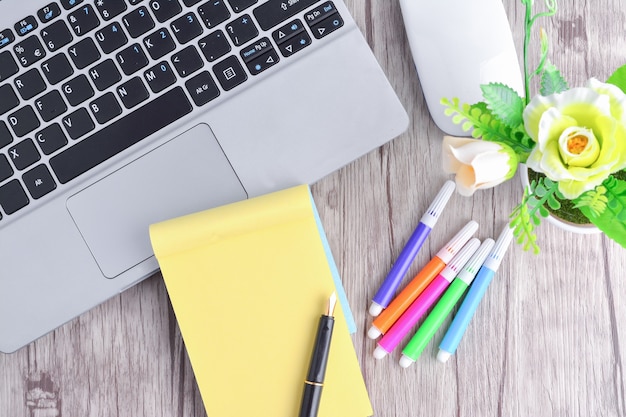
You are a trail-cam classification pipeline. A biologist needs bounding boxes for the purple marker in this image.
[369,180,456,317]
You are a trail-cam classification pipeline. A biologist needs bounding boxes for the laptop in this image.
[0,0,408,353]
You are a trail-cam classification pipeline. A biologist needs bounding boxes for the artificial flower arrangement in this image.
[440,0,626,253]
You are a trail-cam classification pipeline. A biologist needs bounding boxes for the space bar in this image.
[50,87,193,184]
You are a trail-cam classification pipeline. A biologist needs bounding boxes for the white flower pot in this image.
[519,165,601,235]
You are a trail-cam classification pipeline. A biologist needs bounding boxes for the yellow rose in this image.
[442,136,518,196]
[524,78,626,199]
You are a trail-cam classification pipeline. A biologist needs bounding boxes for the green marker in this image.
[398,238,495,368]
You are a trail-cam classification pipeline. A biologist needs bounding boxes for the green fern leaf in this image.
[480,83,525,128]
[578,177,626,248]
[540,62,568,95]
[573,186,608,216]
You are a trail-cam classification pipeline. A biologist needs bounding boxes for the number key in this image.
[41,20,74,52]
[95,22,128,54]
[94,0,127,21]
[171,12,203,44]
[14,35,47,67]
[68,4,100,36]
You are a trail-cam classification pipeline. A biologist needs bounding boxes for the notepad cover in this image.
[150,185,372,417]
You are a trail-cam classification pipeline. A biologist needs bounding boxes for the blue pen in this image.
[436,225,514,363]
[369,180,456,317]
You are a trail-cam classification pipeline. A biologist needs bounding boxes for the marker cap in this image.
[439,238,480,282]
[367,326,382,340]
[368,302,384,317]
[456,238,495,285]
[373,346,388,360]
[435,220,479,264]
[483,225,514,271]
[399,355,414,368]
[419,180,456,228]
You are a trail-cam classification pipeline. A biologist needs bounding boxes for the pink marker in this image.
[373,238,480,359]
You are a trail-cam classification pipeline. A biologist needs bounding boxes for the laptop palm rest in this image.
[66,123,247,278]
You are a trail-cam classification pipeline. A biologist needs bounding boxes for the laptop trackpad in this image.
[66,123,247,278]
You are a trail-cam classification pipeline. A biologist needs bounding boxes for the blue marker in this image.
[436,225,514,363]
[369,180,456,317]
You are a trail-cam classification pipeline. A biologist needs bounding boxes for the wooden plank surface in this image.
[2,0,626,416]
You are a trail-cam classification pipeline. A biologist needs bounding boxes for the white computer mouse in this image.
[399,0,524,136]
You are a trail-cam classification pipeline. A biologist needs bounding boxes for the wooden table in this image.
[3,0,626,415]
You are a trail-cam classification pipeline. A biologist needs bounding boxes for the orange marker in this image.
[367,220,478,339]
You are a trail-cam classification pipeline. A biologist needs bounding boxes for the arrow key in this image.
[310,12,343,39]
[277,31,310,57]
[245,49,279,75]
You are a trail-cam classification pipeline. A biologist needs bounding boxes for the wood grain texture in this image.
[2,1,626,416]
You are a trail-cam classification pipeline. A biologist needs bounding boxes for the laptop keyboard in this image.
[0,0,345,220]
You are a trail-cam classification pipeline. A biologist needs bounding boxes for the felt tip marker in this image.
[368,180,456,317]
[367,220,478,339]
[436,226,514,363]
[373,238,480,359]
[398,238,495,368]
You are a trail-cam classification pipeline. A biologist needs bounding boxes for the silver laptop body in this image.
[0,0,408,353]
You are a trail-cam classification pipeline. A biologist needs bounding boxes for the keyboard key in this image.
[90,92,122,124]
[37,3,62,24]
[185,70,219,106]
[116,43,149,75]
[144,61,176,93]
[68,4,100,36]
[309,12,343,39]
[94,0,127,21]
[242,43,278,75]
[0,179,29,215]
[122,6,155,38]
[35,123,68,155]
[116,76,149,109]
[253,0,318,31]
[272,18,305,44]
[0,84,19,116]
[171,45,203,77]
[0,154,13,182]
[0,51,19,81]
[14,35,47,67]
[61,0,84,10]
[41,20,73,52]
[212,55,246,90]
[62,74,94,106]
[240,36,272,62]
[129,0,144,4]
[14,16,38,37]
[41,53,75,85]
[275,29,310,57]
[34,90,68,122]
[198,30,230,62]
[89,59,121,90]
[50,87,192,184]
[149,0,182,23]
[14,68,46,100]
[227,0,257,13]
[96,22,128,54]
[23,164,57,199]
[183,0,202,5]
[304,1,338,26]
[198,0,230,29]
[7,106,40,137]
[0,122,12,148]
[0,29,15,50]
[171,12,204,44]
[62,107,95,139]
[68,38,101,69]
[225,14,258,46]
[8,138,41,170]
[143,28,176,60]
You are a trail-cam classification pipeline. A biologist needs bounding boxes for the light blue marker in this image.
[436,225,514,363]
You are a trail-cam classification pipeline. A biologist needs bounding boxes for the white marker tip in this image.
[373,346,388,360]
[437,350,451,363]
[367,326,382,340]
[399,355,414,368]
[368,302,383,317]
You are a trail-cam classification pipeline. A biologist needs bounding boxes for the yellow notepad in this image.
[150,185,372,417]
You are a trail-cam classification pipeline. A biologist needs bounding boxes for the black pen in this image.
[299,293,337,417]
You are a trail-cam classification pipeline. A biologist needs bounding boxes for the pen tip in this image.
[327,292,337,316]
